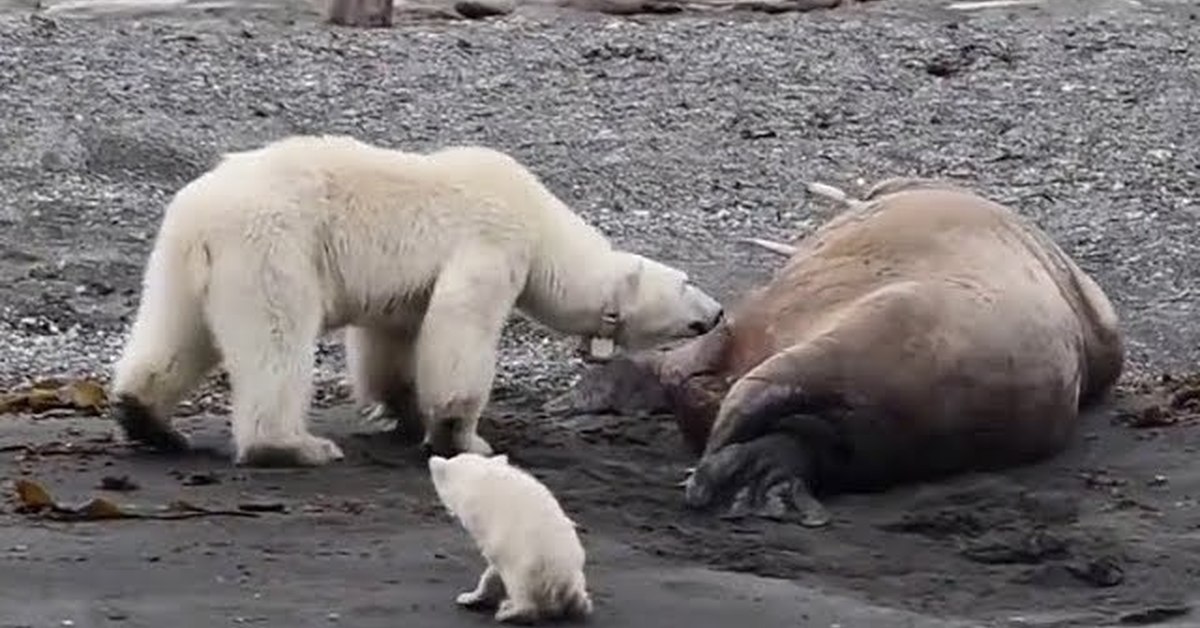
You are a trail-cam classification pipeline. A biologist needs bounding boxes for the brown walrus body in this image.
[554,178,1124,524]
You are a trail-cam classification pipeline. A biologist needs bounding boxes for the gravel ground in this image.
[1,1,1200,626]
[1,0,1198,390]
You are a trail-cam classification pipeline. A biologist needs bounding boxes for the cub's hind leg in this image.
[493,573,540,625]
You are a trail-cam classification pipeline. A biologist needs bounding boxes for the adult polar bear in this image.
[109,135,724,467]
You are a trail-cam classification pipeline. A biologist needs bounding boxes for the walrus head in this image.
[543,321,733,452]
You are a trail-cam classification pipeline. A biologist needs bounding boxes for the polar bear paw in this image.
[359,402,399,430]
[466,432,494,455]
[236,434,345,468]
[112,394,190,453]
[421,429,495,457]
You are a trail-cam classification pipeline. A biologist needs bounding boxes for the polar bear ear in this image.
[623,259,644,294]
[490,453,509,466]
[615,257,643,307]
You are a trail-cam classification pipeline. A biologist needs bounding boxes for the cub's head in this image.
[428,453,509,512]
[609,253,724,351]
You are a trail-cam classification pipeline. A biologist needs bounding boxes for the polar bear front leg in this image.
[494,575,540,625]
[414,249,521,457]
[205,255,344,468]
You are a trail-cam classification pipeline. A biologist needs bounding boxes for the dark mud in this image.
[2,378,1199,627]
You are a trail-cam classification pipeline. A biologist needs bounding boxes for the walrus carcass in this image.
[554,178,1125,525]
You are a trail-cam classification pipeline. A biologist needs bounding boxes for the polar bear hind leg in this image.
[204,245,344,467]
[414,247,521,457]
[111,241,221,452]
[345,325,424,441]
[558,576,594,619]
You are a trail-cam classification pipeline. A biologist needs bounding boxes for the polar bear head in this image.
[606,252,724,351]
[428,452,508,515]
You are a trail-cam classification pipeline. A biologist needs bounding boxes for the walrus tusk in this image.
[740,237,796,257]
[805,181,854,205]
[804,180,871,217]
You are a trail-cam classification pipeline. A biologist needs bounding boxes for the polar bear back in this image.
[155,135,614,326]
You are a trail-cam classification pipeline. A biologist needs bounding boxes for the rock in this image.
[454,0,515,19]
[558,0,683,14]
[324,0,394,27]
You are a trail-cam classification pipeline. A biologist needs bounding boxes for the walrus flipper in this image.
[683,432,831,527]
[683,343,847,526]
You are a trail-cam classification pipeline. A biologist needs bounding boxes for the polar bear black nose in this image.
[690,309,724,334]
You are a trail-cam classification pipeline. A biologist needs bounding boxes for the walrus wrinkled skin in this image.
[551,178,1124,526]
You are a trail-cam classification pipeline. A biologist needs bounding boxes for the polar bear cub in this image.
[108,134,724,467]
[429,453,593,623]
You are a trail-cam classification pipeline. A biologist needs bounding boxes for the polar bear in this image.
[108,134,725,467]
[428,453,593,624]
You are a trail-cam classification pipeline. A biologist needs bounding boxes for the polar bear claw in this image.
[236,435,345,468]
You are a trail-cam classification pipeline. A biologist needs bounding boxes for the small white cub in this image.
[429,453,593,624]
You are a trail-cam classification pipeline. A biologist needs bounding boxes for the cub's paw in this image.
[456,590,494,609]
[494,599,538,624]
[236,434,345,468]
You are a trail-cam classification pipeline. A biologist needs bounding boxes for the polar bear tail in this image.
[109,232,218,448]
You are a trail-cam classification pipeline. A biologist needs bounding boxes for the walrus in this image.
[549,177,1124,525]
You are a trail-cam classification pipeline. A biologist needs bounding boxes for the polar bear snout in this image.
[615,271,726,351]
[690,307,725,335]
[676,285,725,338]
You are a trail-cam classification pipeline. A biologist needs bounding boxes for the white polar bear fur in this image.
[109,134,724,466]
[429,453,593,623]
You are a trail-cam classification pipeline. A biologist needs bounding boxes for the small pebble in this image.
[98,475,140,492]
[238,501,287,513]
[181,472,221,486]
